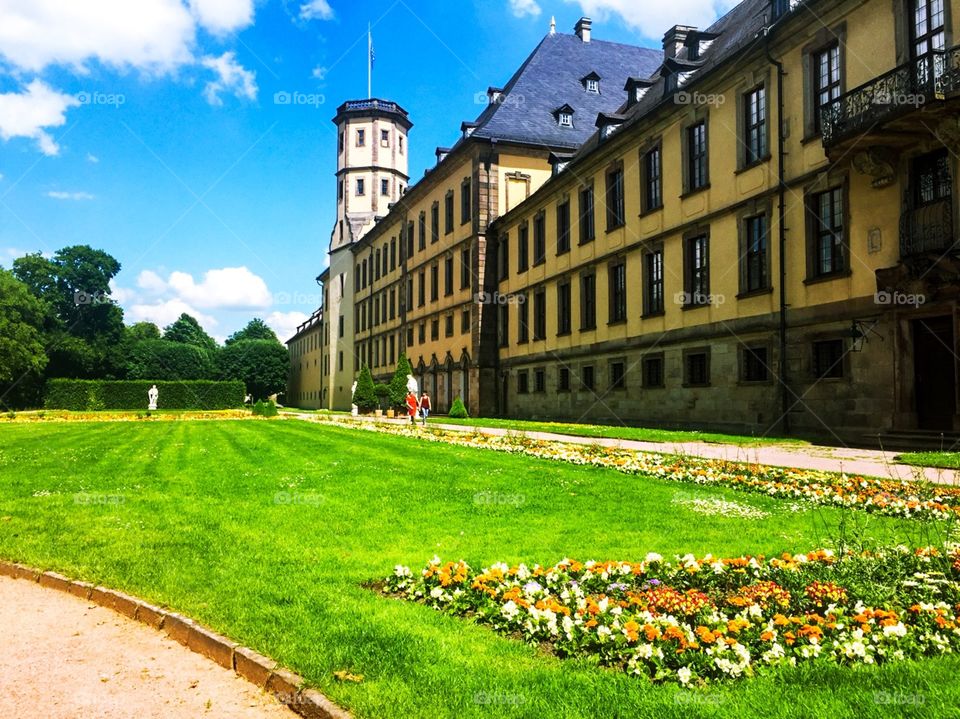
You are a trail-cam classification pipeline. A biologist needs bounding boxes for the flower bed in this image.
[386,546,960,685]
[316,417,960,521]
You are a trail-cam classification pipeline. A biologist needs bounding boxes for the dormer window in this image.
[553,104,575,128]
[581,71,601,94]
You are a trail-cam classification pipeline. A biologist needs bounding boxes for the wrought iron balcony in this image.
[822,46,960,148]
[900,197,956,257]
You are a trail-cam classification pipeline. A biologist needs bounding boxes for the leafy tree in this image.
[449,396,469,419]
[352,365,378,413]
[126,322,161,341]
[163,313,218,351]
[125,339,215,380]
[226,318,279,345]
[0,270,48,408]
[216,339,288,400]
[388,353,413,409]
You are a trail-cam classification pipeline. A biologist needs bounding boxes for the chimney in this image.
[575,17,591,43]
[662,25,696,59]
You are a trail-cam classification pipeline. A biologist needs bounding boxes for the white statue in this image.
[350,380,358,416]
[406,374,419,396]
[147,384,158,410]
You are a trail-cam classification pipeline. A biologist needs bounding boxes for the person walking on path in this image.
[406,390,419,425]
[419,392,431,426]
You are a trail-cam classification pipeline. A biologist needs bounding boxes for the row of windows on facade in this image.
[358,296,472,350]
[357,244,473,312]
[338,176,405,200]
[497,185,844,348]
[353,179,473,291]
[339,127,405,153]
[512,338,845,395]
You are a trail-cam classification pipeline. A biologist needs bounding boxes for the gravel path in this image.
[0,576,297,719]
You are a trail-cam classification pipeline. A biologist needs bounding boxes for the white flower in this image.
[430,587,444,599]
[645,552,663,563]
[502,600,519,620]
[883,623,907,638]
[677,666,692,685]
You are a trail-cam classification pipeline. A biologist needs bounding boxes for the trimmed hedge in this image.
[44,379,245,411]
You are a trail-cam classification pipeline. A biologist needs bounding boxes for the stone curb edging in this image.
[0,561,351,719]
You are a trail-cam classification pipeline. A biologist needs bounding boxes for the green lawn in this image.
[0,419,953,718]
[896,452,960,470]
[426,415,806,447]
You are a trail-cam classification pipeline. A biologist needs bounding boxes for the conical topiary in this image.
[448,396,469,418]
[388,353,413,410]
[353,365,378,413]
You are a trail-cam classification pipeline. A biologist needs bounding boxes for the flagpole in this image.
[367,23,372,99]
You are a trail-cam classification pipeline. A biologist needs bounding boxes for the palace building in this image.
[290,0,960,441]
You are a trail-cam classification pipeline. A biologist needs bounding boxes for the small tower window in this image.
[356,129,365,147]
[399,136,404,154]
[338,132,344,152]
[381,129,389,147]
[581,72,601,94]
[356,178,365,195]
[559,112,572,127]
[381,178,389,196]
[587,79,599,93]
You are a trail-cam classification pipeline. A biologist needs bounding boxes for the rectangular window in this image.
[684,234,710,306]
[518,223,530,272]
[810,187,845,276]
[813,339,844,378]
[643,355,664,388]
[813,43,840,134]
[534,368,546,393]
[444,257,454,296]
[610,361,626,390]
[557,280,571,335]
[582,365,595,391]
[419,211,427,250]
[407,221,414,258]
[444,192,454,234]
[533,288,546,340]
[380,129,389,146]
[580,272,596,330]
[445,314,454,337]
[579,185,595,244]
[407,327,414,346]
[911,0,946,57]
[380,178,389,196]
[642,145,662,211]
[558,367,570,391]
[743,346,769,382]
[431,202,439,243]
[430,264,439,301]
[461,309,470,334]
[533,212,546,265]
[418,270,426,307]
[498,304,509,347]
[430,319,439,340]
[744,86,766,165]
[685,351,710,386]
[461,247,471,289]
[406,278,413,311]
[606,164,625,229]
[687,121,708,191]
[418,322,425,344]
[744,214,769,291]
[356,128,365,146]
[356,178,365,196]
[556,200,571,254]
[517,370,529,394]
[609,261,627,323]
[518,291,529,343]
[461,178,471,224]
[912,149,952,207]
[643,248,664,315]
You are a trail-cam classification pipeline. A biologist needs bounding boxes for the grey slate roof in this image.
[469,31,662,150]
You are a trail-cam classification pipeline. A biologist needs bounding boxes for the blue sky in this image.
[0,0,737,342]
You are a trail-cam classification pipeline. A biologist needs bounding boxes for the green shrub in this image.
[449,396,469,419]
[388,353,414,409]
[352,366,378,413]
[252,399,278,417]
[44,379,244,410]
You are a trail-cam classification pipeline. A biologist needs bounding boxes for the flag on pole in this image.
[367,23,374,98]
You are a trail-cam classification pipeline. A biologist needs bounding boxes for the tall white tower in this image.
[323,99,412,410]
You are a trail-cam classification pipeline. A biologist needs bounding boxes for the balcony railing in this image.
[340,99,408,117]
[822,45,960,148]
[900,197,956,257]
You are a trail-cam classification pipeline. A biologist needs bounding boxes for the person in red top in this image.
[405,390,418,424]
[419,392,431,426]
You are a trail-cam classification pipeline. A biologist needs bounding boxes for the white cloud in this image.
[136,269,169,294]
[0,80,79,156]
[86,153,99,163]
[188,0,254,34]
[265,310,309,343]
[200,51,257,105]
[565,0,739,38]
[509,0,541,18]
[127,298,217,329]
[311,65,327,81]
[299,0,334,21]
[47,190,95,200]
[167,266,271,309]
[0,0,196,73]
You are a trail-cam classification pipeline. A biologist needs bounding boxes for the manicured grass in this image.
[427,415,807,447]
[896,452,960,470]
[0,419,954,718]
